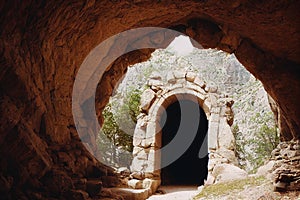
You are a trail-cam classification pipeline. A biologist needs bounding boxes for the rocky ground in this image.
[147,177,300,200]
[147,186,198,200]
[194,176,300,200]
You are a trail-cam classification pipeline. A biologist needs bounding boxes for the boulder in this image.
[212,163,248,183]
[256,160,275,178]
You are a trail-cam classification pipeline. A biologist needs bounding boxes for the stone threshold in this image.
[99,187,151,200]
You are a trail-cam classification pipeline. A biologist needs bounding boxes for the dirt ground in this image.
[146,184,300,200]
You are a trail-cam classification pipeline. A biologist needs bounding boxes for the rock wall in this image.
[271,140,300,191]
[1,0,300,198]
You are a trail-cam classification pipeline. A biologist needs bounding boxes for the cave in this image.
[1,0,300,199]
[160,100,208,185]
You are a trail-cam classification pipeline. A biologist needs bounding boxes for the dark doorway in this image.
[160,99,208,185]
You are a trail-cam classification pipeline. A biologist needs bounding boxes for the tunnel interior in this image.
[160,99,209,185]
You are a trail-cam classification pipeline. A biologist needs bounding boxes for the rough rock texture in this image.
[271,140,300,191]
[211,163,248,184]
[0,0,300,198]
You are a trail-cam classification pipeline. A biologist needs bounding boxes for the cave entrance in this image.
[160,99,208,185]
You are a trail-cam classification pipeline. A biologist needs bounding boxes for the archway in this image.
[160,99,208,185]
[129,70,236,194]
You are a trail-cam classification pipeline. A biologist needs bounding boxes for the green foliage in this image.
[97,89,142,168]
[232,124,247,169]
[248,122,279,172]
[97,104,133,168]
[233,111,279,173]
[127,89,142,123]
[114,88,141,135]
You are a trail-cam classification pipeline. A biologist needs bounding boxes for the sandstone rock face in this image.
[212,163,248,183]
[271,140,300,191]
[256,160,275,180]
[140,89,156,113]
[0,0,299,198]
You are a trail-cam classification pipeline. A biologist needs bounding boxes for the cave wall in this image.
[0,0,300,198]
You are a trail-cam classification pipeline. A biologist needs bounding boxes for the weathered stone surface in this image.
[204,173,215,186]
[132,147,144,157]
[149,71,162,80]
[218,118,235,150]
[173,70,186,79]
[216,147,238,165]
[130,158,146,173]
[212,163,248,183]
[186,71,197,82]
[256,160,275,180]
[130,171,146,180]
[101,176,119,188]
[224,99,234,126]
[193,77,206,88]
[271,140,300,191]
[209,85,218,93]
[133,122,147,147]
[148,79,163,87]
[207,122,219,150]
[143,179,161,194]
[128,179,143,189]
[131,69,239,189]
[42,169,75,196]
[86,179,102,197]
[0,175,13,194]
[166,71,176,84]
[98,188,124,200]
[64,189,90,200]
[140,89,156,112]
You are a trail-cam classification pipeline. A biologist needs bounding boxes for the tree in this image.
[234,111,279,173]
[97,89,142,168]
[114,88,142,137]
[232,124,247,169]
[97,104,132,168]
[249,121,279,171]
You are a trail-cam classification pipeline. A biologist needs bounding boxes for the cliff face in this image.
[0,0,299,198]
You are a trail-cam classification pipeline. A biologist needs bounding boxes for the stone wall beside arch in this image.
[127,70,239,193]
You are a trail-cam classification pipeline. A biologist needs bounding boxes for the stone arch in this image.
[129,70,237,192]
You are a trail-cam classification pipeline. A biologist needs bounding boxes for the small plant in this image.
[194,176,266,199]
[232,124,247,169]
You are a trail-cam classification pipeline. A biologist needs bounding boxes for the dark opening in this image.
[160,99,208,185]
